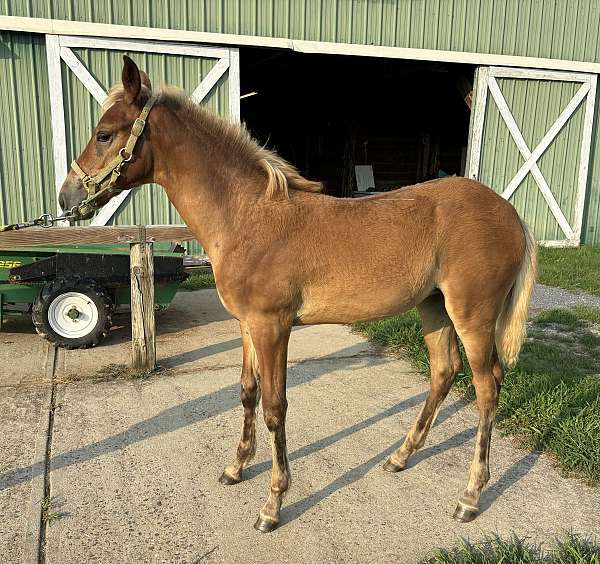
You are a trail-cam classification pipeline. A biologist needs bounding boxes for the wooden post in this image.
[129,226,156,372]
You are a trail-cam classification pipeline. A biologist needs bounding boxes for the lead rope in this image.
[0,208,80,232]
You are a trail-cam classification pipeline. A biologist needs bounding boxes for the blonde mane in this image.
[103,84,322,199]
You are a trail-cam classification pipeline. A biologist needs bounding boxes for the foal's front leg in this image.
[219,323,260,485]
[249,319,292,533]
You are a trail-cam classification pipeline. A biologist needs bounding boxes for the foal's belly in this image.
[295,282,431,325]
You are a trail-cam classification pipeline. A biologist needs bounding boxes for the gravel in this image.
[531,283,600,311]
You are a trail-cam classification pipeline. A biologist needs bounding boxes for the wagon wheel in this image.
[32,277,114,349]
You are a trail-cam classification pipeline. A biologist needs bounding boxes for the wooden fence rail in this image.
[0,224,197,372]
[0,224,196,247]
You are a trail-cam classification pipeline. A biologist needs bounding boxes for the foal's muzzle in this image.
[59,176,87,214]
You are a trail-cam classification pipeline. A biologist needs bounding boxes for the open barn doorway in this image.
[240,48,474,197]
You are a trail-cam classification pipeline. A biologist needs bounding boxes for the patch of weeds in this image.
[422,532,600,564]
[59,363,172,384]
[553,532,600,563]
[580,332,600,348]
[534,309,580,329]
[572,306,600,325]
[538,245,600,296]
[179,269,215,291]
[355,311,473,391]
[354,307,600,483]
[41,496,67,527]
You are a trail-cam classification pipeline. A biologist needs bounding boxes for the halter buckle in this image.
[119,147,133,162]
[131,117,146,137]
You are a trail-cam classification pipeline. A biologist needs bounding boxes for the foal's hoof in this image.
[254,516,279,533]
[382,458,405,473]
[218,471,241,486]
[453,502,479,523]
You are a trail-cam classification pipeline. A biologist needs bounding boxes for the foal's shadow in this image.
[243,391,429,481]
[0,341,382,492]
[478,451,540,515]
[252,393,537,528]
[243,395,477,528]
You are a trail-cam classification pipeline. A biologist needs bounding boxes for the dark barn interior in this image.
[240,48,474,197]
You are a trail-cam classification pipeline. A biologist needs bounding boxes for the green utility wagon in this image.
[0,243,187,349]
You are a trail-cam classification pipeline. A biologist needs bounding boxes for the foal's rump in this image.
[417,177,536,365]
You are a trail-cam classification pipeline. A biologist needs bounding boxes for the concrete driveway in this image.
[1,290,598,563]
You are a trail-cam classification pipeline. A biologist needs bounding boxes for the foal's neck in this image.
[151,104,264,260]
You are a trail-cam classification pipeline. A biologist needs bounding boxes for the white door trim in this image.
[45,35,68,215]
[467,66,597,247]
[45,35,240,225]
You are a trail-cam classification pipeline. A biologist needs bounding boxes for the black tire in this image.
[32,277,114,349]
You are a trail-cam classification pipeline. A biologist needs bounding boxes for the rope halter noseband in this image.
[71,94,158,217]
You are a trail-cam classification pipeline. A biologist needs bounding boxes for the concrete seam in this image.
[37,345,58,564]
[24,344,55,564]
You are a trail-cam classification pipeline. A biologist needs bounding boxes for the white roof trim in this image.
[2,15,600,74]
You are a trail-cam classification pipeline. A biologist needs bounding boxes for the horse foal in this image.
[59,56,538,533]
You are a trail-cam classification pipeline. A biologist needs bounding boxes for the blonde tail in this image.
[495,220,537,366]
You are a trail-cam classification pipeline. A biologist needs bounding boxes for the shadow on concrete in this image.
[276,396,472,527]
[275,395,539,527]
[479,451,541,515]
[159,336,243,368]
[0,316,38,336]
[0,342,388,492]
[409,426,477,470]
[244,391,429,481]
[280,437,405,529]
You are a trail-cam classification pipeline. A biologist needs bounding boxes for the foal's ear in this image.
[122,55,142,104]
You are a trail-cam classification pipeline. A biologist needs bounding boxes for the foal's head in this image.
[59,56,156,217]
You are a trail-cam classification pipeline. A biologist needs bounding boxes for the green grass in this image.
[538,245,600,296]
[179,269,215,291]
[423,532,600,564]
[354,308,600,484]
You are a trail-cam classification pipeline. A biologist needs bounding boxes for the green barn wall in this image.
[3,1,600,64]
[2,1,600,243]
[0,31,54,226]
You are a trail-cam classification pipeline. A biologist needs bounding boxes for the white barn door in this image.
[467,66,596,247]
[45,35,240,227]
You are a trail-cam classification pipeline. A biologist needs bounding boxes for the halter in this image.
[71,94,158,217]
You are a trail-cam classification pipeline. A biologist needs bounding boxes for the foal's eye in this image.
[96,132,112,143]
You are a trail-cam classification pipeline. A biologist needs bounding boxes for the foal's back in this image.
[291,177,525,325]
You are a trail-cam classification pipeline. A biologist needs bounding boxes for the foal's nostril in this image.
[58,192,66,212]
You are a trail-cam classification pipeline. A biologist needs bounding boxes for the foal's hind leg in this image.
[219,323,261,485]
[384,293,462,472]
[451,326,503,522]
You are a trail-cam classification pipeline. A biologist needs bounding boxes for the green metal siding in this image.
[0,31,229,254]
[3,1,600,63]
[0,31,54,227]
[2,1,600,243]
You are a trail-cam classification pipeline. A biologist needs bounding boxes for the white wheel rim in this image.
[47,292,99,339]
